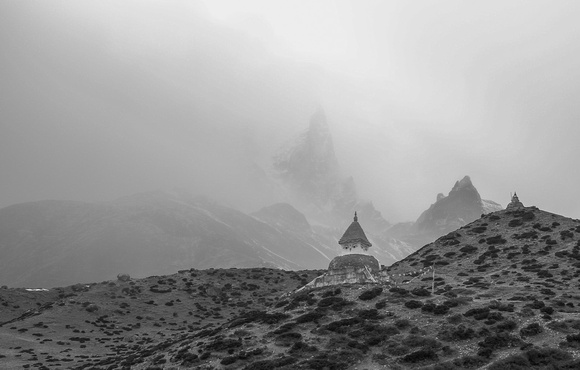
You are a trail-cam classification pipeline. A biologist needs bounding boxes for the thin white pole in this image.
[431,263,435,295]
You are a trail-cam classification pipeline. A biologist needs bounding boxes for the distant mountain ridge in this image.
[0,191,339,288]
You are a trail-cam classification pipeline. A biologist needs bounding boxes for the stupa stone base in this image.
[328,254,380,272]
[297,254,389,290]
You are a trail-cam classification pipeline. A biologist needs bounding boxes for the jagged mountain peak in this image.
[399,176,502,248]
[274,107,339,179]
[308,105,331,131]
[450,175,475,192]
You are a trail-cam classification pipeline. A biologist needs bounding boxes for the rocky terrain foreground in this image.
[3,206,580,369]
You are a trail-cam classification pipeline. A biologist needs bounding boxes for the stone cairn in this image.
[506,192,524,210]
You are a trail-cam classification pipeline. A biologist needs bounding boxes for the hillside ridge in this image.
[2,206,580,369]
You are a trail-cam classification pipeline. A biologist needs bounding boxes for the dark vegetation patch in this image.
[401,348,438,363]
[411,288,431,297]
[478,332,522,352]
[560,333,580,349]
[318,296,352,311]
[205,338,242,352]
[520,322,543,337]
[243,356,297,370]
[438,325,476,342]
[470,226,487,234]
[295,311,325,324]
[488,347,575,370]
[325,317,362,333]
[486,235,507,245]
[275,332,302,346]
[459,245,477,254]
[404,300,423,309]
[358,287,383,301]
[547,320,580,333]
[229,311,289,328]
[388,287,408,296]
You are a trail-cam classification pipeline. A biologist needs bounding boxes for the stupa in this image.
[330,212,380,272]
[506,192,524,210]
[297,213,388,290]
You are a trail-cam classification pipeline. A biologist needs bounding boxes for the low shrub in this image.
[405,300,423,309]
[439,325,476,342]
[275,332,302,346]
[561,333,580,349]
[464,307,490,320]
[401,348,438,363]
[488,347,573,370]
[221,356,237,365]
[486,235,507,245]
[388,287,408,296]
[395,319,412,329]
[540,306,554,315]
[325,317,362,333]
[206,338,242,352]
[318,296,345,308]
[547,319,580,333]
[433,305,450,315]
[412,288,431,297]
[243,356,297,370]
[520,322,543,337]
[496,320,517,332]
[508,219,524,227]
[358,309,382,320]
[478,332,522,351]
[459,245,478,253]
[358,287,383,301]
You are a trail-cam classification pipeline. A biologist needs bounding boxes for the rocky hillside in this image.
[391,176,502,248]
[3,206,580,369]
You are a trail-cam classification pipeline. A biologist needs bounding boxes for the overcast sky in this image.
[1,0,580,221]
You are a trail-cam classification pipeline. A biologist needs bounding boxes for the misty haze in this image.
[2,1,580,369]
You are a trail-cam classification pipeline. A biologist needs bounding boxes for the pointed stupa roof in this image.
[338,212,372,248]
